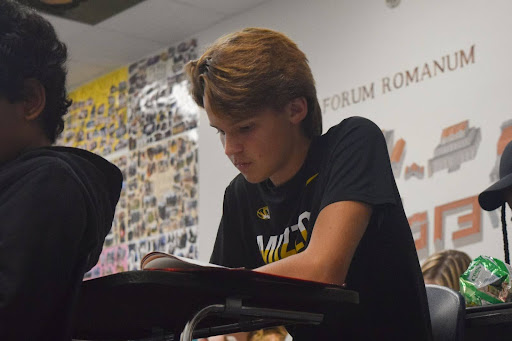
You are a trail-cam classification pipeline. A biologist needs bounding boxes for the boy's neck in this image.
[269,134,312,187]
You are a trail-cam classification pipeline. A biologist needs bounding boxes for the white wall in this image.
[196,0,512,262]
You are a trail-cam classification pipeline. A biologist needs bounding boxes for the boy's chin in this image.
[241,173,267,184]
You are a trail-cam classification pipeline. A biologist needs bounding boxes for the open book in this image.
[141,251,233,271]
[141,252,346,288]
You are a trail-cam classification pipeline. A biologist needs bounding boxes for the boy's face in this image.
[205,96,305,185]
[0,96,27,163]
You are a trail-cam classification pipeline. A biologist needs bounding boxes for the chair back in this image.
[426,284,466,341]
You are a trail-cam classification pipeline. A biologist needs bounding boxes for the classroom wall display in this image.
[319,42,489,261]
[60,68,129,156]
[127,39,199,151]
[57,39,200,279]
[490,120,512,182]
[383,129,406,179]
[428,120,481,177]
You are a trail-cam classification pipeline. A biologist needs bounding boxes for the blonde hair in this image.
[247,326,288,341]
[185,27,322,139]
[421,250,472,291]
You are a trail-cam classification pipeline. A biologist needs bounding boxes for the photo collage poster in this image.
[57,39,199,279]
[61,67,129,156]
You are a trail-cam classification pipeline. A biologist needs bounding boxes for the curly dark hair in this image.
[0,0,71,143]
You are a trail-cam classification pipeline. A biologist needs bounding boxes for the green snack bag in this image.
[460,255,512,306]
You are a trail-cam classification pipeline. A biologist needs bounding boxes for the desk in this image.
[72,270,358,341]
[465,302,512,340]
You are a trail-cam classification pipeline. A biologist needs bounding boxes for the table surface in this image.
[466,302,512,326]
[465,302,512,341]
[72,269,359,340]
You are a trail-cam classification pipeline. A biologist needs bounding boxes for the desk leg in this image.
[180,298,324,341]
[181,304,225,341]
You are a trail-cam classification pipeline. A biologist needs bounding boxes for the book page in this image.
[141,251,227,270]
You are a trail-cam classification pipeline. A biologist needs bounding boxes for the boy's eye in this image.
[239,125,253,133]
[215,129,225,135]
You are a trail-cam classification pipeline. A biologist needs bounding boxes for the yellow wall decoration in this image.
[60,67,129,156]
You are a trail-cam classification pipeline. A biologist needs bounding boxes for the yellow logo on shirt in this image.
[257,206,271,220]
[306,173,319,186]
[257,211,311,264]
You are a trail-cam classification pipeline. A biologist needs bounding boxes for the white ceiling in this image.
[40,0,272,90]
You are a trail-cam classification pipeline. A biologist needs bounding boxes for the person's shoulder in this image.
[326,116,381,136]
[13,149,76,176]
[19,153,84,189]
[0,152,84,204]
[321,116,385,148]
[22,146,120,185]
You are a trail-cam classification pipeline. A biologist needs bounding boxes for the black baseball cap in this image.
[479,140,512,211]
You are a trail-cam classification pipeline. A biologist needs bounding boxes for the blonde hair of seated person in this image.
[421,249,472,291]
[247,326,288,341]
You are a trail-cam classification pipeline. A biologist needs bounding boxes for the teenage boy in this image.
[0,1,122,339]
[186,28,431,340]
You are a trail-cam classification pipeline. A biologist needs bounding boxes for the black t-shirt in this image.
[210,117,432,340]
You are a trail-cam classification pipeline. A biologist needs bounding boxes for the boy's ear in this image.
[22,78,46,121]
[288,97,308,125]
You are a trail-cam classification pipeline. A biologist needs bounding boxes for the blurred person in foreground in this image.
[185,28,431,340]
[479,140,512,264]
[0,1,122,339]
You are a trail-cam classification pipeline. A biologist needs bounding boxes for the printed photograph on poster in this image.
[66,38,201,281]
[105,154,129,246]
[85,226,198,279]
[84,244,129,280]
[127,39,198,151]
[128,39,197,94]
[124,131,199,242]
[57,68,129,156]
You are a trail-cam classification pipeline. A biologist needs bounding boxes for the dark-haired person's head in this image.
[0,0,71,162]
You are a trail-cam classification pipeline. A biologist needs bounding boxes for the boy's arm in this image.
[255,200,372,286]
[254,119,393,285]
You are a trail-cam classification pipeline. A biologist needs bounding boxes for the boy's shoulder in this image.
[324,116,382,138]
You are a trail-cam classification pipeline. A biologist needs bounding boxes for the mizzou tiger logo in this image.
[257,206,271,220]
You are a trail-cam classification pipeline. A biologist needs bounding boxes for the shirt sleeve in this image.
[0,161,88,339]
[320,117,397,211]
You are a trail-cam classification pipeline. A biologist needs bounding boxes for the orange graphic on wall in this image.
[428,120,481,176]
[405,162,425,180]
[383,130,406,178]
[434,195,481,243]
[408,211,428,251]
